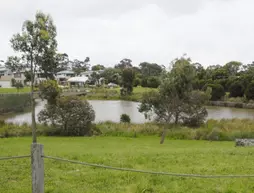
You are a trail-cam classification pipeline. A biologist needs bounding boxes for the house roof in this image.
[57,70,74,75]
[67,76,88,83]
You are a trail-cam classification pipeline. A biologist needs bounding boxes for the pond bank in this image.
[209,101,254,109]
[1,119,254,141]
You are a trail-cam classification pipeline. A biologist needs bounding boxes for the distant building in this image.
[67,76,89,87]
[0,66,13,88]
[56,70,75,85]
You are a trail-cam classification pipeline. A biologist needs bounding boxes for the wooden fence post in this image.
[31,143,44,193]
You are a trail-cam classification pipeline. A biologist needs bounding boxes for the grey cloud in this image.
[0,0,253,67]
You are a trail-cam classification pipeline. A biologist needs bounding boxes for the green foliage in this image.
[203,84,225,101]
[91,64,105,71]
[147,76,160,88]
[88,72,101,85]
[133,78,141,87]
[11,78,16,87]
[139,62,163,77]
[0,94,31,114]
[139,56,207,129]
[120,114,131,123]
[71,57,90,75]
[245,81,254,100]
[224,61,242,76]
[229,81,245,97]
[24,71,32,84]
[101,67,121,84]
[141,78,148,87]
[15,81,24,92]
[38,97,95,136]
[115,58,132,69]
[121,68,135,96]
[38,80,61,105]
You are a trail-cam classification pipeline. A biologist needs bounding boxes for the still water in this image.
[5,100,254,124]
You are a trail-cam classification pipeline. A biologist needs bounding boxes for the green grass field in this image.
[0,87,30,93]
[1,137,254,193]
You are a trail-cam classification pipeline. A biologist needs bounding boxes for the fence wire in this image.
[43,155,254,179]
[0,155,30,161]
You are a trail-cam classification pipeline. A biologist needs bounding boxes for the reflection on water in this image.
[5,100,254,124]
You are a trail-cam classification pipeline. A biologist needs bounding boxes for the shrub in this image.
[203,84,225,101]
[245,81,254,100]
[39,80,61,105]
[11,78,16,87]
[15,81,24,92]
[147,76,160,88]
[0,94,31,114]
[120,114,131,123]
[38,97,95,136]
[229,81,245,97]
[134,78,141,87]
[141,78,148,87]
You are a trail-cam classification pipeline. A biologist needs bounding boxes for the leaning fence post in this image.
[31,143,44,193]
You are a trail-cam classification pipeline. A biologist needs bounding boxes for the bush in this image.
[203,84,225,101]
[0,94,31,114]
[11,78,16,87]
[15,81,24,91]
[39,80,61,105]
[120,114,131,123]
[245,81,254,100]
[141,78,148,87]
[134,78,141,87]
[229,81,245,97]
[147,76,160,88]
[38,96,95,136]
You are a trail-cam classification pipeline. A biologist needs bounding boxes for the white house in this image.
[67,76,89,87]
[56,70,75,85]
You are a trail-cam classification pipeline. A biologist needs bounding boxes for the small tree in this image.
[147,76,160,88]
[229,81,245,98]
[203,84,225,101]
[245,81,254,100]
[120,114,131,123]
[133,78,141,87]
[38,97,95,136]
[139,56,208,144]
[121,68,135,96]
[7,12,60,143]
[11,78,16,87]
[71,57,90,75]
[38,80,61,105]
[15,81,24,92]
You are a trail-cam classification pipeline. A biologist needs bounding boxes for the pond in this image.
[5,100,254,124]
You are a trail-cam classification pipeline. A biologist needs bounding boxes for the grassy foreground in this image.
[0,137,254,193]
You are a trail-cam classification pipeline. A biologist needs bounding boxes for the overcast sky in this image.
[0,0,253,67]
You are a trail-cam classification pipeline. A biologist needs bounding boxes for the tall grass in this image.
[1,119,254,141]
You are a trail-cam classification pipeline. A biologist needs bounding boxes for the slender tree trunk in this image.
[175,112,179,125]
[31,56,37,143]
[160,126,167,144]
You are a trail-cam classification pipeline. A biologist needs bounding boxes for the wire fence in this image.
[1,154,254,179]
[43,155,254,179]
[0,155,30,161]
